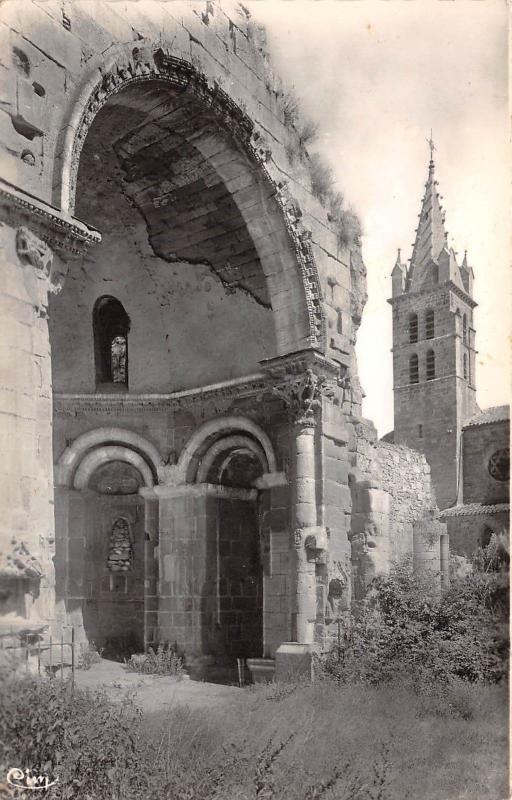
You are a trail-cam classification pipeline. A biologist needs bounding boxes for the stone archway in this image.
[52,43,326,355]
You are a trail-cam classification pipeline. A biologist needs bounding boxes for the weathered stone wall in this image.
[49,132,276,393]
[462,421,510,505]
[344,419,442,599]
[373,440,437,563]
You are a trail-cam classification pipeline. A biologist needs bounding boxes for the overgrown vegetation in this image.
[76,643,102,671]
[1,539,507,799]
[321,540,509,688]
[278,85,362,250]
[1,672,507,800]
[125,644,184,677]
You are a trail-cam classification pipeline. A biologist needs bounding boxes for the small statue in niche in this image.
[107,518,133,573]
[110,335,127,384]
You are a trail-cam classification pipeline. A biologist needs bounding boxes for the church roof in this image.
[406,155,448,290]
[439,502,509,519]
[464,405,510,428]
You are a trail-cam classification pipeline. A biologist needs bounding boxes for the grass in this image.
[1,672,507,799]
[139,678,508,800]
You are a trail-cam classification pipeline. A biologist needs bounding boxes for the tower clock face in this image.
[487,448,510,482]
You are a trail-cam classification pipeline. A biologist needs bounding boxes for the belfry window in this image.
[409,354,419,384]
[462,314,467,343]
[426,349,435,380]
[409,313,418,343]
[425,309,435,339]
[463,353,468,380]
[93,296,130,388]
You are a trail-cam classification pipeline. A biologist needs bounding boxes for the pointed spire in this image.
[462,250,468,267]
[391,247,407,296]
[407,135,449,291]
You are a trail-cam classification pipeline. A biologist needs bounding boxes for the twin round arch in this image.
[55,417,277,491]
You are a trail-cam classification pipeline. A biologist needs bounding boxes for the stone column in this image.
[269,363,336,678]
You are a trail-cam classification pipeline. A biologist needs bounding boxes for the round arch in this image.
[177,416,277,484]
[55,427,163,487]
[196,434,268,484]
[53,42,325,354]
[73,446,154,490]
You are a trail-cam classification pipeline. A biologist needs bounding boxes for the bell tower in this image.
[389,140,479,509]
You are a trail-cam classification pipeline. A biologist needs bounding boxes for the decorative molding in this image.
[54,374,269,416]
[66,46,325,349]
[0,178,101,257]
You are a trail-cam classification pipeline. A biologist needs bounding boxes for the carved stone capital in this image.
[272,368,337,425]
[262,349,342,424]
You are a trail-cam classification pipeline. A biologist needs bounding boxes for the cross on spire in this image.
[427,130,435,162]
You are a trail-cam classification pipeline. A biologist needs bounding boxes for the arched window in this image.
[426,349,435,380]
[409,354,419,384]
[463,353,468,380]
[409,313,418,343]
[425,309,435,339]
[432,264,439,283]
[462,314,467,343]
[93,296,130,388]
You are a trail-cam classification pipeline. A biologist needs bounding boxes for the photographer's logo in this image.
[6,768,59,791]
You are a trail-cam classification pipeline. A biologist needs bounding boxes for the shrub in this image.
[0,675,148,799]
[308,152,335,203]
[76,643,102,671]
[320,560,509,687]
[125,644,184,677]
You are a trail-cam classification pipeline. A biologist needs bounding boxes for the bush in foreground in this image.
[320,556,509,687]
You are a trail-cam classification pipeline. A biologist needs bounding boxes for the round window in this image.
[487,448,510,482]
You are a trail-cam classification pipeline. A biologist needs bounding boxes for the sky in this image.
[246,0,510,436]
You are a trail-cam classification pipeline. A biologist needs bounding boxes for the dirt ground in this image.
[73,659,240,713]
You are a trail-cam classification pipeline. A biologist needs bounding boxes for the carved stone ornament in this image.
[16,226,52,275]
[16,227,66,316]
[272,368,336,425]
